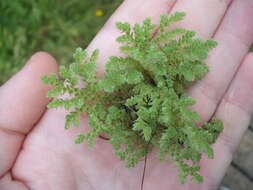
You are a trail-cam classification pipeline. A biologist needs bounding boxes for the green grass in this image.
[0,0,122,84]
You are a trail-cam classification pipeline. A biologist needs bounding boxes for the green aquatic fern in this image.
[41,12,223,184]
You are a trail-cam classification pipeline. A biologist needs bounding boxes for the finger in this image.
[0,52,58,177]
[187,0,253,122]
[169,0,232,38]
[0,173,28,190]
[87,0,177,72]
[199,53,253,189]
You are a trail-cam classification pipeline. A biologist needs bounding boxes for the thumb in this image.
[0,52,58,177]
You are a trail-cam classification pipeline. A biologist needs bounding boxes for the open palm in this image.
[1,0,253,190]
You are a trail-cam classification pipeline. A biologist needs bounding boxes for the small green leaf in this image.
[75,134,86,144]
[193,174,203,184]
[46,87,63,97]
[41,73,58,85]
[181,109,201,122]
[125,70,143,84]
[116,22,131,34]
[73,47,87,64]
[143,126,152,141]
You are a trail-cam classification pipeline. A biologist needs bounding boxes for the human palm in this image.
[1,0,253,190]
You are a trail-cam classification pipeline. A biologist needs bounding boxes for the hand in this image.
[1,0,253,189]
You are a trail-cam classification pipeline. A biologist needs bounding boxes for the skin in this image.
[0,0,253,189]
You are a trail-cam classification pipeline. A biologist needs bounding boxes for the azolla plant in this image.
[42,12,224,184]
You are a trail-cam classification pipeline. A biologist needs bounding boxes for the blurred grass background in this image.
[0,0,123,84]
[0,0,252,85]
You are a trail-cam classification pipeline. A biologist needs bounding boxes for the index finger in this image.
[0,52,58,178]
